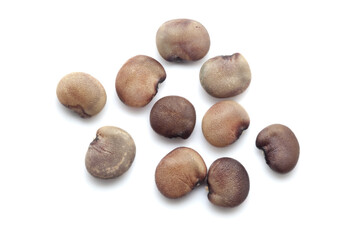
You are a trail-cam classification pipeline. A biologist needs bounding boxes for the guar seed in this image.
[256,124,300,174]
[207,157,250,208]
[85,126,136,179]
[56,72,106,118]
[200,53,251,98]
[156,19,210,62]
[115,55,166,107]
[150,96,196,139]
[202,100,250,147]
[155,147,207,199]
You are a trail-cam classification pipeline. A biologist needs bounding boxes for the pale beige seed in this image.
[200,53,251,98]
[156,19,210,62]
[155,147,207,199]
[56,72,107,118]
[202,100,250,147]
[115,55,166,107]
[85,126,136,179]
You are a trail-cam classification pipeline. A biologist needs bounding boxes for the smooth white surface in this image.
[1,0,359,239]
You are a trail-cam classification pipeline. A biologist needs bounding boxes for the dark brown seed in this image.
[85,126,136,179]
[202,100,250,147]
[200,53,251,98]
[115,55,166,107]
[207,157,250,208]
[150,96,196,139]
[155,147,207,199]
[56,72,107,118]
[256,124,300,174]
[156,19,210,62]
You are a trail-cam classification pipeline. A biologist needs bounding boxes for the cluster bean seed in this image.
[85,126,136,179]
[56,72,106,118]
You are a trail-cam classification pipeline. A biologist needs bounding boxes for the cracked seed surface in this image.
[256,124,300,174]
[115,55,166,107]
[156,19,210,62]
[207,157,250,208]
[200,53,251,98]
[155,147,207,199]
[85,126,136,179]
[56,72,106,118]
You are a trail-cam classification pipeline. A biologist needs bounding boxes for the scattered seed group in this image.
[58,18,300,209]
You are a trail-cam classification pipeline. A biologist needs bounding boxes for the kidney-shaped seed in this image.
[200,53,251,98]
[115,55,166,107]
[156,19,210,62]
[256,124,300,174]
[85,126,136,179]
[207,157,250,208]
[150,96,196,139]
[202,100,250,147]
[155,147,207,199]
[56,72,107,118]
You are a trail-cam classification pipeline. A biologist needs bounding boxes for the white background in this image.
[1,0,359,239]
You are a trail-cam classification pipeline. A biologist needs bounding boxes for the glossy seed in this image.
[150,96,196,139]
[155,147,207,199]
[256,124,300,174]
[56,72,106,118]
[156,19,210,62]
[200,53,251,98]
[115,55,166,107]
[207,157,250,208]
[85,126,136,179]
[202,100,250,147]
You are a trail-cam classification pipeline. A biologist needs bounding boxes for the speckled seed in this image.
[56,72,106,118]
[202,100,250,147]
[256,124,300,174]
[155,147,207,199]
[156,19,210,62]
[85,126,136,179]
[200,53,251,98]
[115,55,166,107]
[207,157,250,208]
[150,96,196,139]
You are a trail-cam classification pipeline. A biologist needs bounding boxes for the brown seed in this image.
[207,157,250,208]
[85,126,136,179]
[115,55,166,107]
[56,72,107,118]
[150,96,196,139]
[200,53,251,98]
[256,124,300,174]
[202,100,250,147]
[156,19,210,62]
[155,147,207,199]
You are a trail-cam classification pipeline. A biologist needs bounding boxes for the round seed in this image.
[115,55,166,107]
[155,147,207,199]
[150,96,196,139]
[156,19,210,62]
[85,126,136,179]
[200,53,251,98]
[256,124,300,174]
[56,72,106,118]
[207,157,250,208]
[202,100,250,147]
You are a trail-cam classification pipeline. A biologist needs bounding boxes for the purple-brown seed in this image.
[115,55,166,107]
[56,72,107,118]
[202,100,250,147]
[155,147,207,199]
[207,157,250,208]
[256,124,300,174]
[156,19,210,62]
[85,126,136,179]
[200,53,251,98]
[150,96,196,139]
